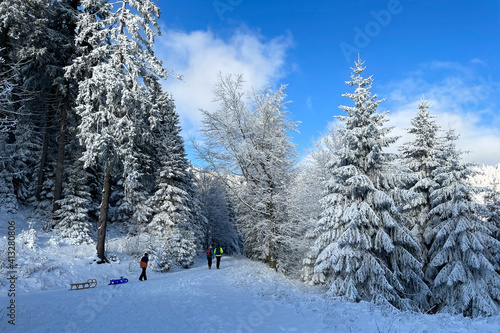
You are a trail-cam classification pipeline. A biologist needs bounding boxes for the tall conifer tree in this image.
[145,89,204,269]
[68,0,167,260]
[313,58,427,310]
[399,99,443,275]
[426,130,500,317]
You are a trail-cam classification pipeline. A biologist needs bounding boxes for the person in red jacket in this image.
[205,246,215,269]
[139,253,149,281]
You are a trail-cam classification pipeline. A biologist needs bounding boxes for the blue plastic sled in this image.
[108,276,128,285]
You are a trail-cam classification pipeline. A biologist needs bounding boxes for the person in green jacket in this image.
[214,245,223,269]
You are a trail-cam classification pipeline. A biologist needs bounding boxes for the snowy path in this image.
[2,257,327,333]
[2,254,500,332]
[2,211,500,332]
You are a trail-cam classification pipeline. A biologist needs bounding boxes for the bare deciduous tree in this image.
[195,73,298,269]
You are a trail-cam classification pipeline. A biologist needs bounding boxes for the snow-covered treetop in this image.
[336,58,397,175]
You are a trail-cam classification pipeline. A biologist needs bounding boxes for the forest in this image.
[1,0,499,318]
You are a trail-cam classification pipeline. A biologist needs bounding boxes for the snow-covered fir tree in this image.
[469,164,500,265]
[483,175,500,266]
[0,57,18,213]
[144,89,204,270]
[52,163,94,244]
[398,99,443,274]
[0,147,18,214]
[0,0,80,217]
[5,121,42,204]
[0,0,54,209]
[426,129,500,317]
[45,0,81,213]
[0,56,17,134]
[51,116,100,244]
[0,101,39,212]
[67,0,167,260]
[117,138,155,228]
[312,58,428,310]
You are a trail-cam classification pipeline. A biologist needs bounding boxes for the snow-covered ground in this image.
[1,209,500,332]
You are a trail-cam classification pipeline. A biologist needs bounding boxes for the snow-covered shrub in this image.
[0,171,18,213]
[147,240,174,273]
[17,228,37,250]
[160,233,195,269]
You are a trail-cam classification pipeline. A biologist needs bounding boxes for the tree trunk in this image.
[36,106,53,200]
[266,200,277,270]
[96,161,111,262]
[267,240,277,270]
[52,99,67,213]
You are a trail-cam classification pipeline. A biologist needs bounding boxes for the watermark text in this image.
[213,0,243,21]
[340,0,409,63]
[6,220,17,325]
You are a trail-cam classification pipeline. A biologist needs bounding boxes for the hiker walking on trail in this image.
[139,253,149,281]
[205,246,215,269]
[214,245,223,269]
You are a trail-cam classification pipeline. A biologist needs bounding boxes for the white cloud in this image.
[470,58,488,67]
[382,62,500,166]
[306,96,313,110]
[155,27,294,136]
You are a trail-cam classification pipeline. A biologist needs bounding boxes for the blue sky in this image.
[154,0,500,166]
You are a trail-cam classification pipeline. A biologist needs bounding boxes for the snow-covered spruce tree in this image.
[0,59,18,213]
[46,0,81,214]
[483,175,500,267]
[6,120,43,204]
[0,0,54,208]
[51,117,99,244]
[34,160,57,213]
[0,0,33,65]
[67,0,167,261]
[116,136,155,229]
[398,99,443,274]
[426,130,500,317]
[0,150,17,213]
[0,107,37,213]
[52,162,94,244]
[5,0,77,210]
[144,89,203,270]
[468,164,500,266]
[0,0,81,220]
[0,168,17,214]
[47,0,102,238]
[0,74,15,131]
[312,58,428,310]
[0,54,17,133]
[197,73,298,270]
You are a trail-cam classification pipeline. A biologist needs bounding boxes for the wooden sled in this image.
[69,279,97,291]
